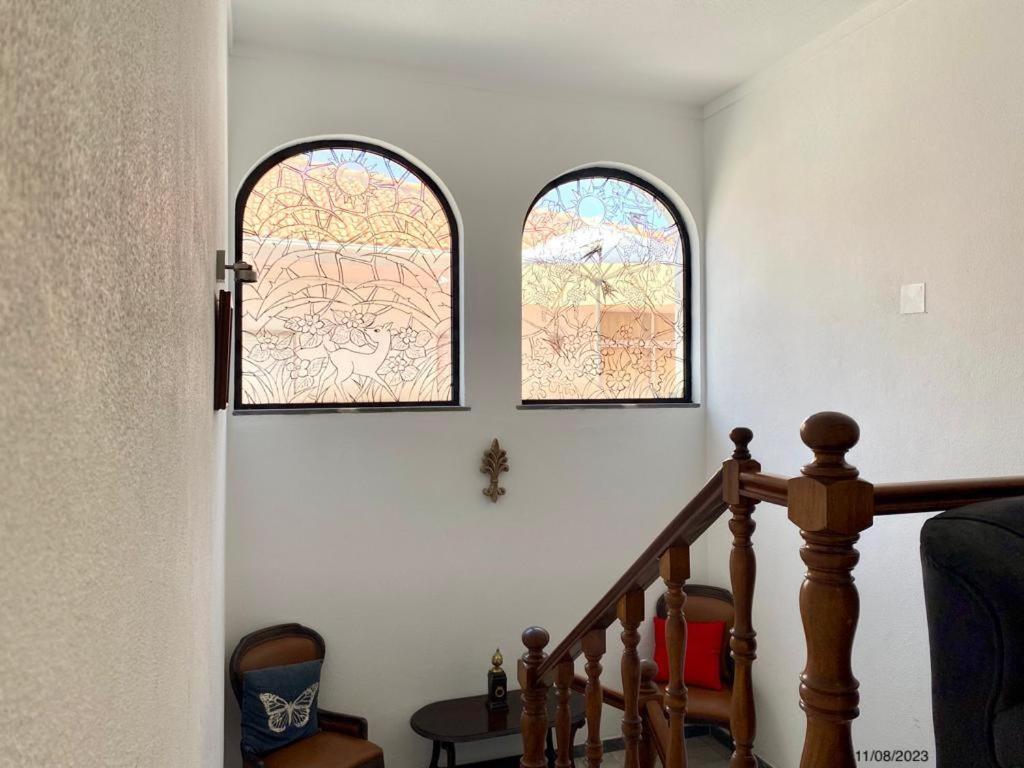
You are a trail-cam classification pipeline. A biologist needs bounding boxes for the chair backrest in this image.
[921,496,1024,768]
[656,584,735,685]
[229,623,326,705]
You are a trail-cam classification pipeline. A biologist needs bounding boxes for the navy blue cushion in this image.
[241,659,322,756]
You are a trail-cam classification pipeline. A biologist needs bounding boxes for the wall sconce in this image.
[216,249,258,283]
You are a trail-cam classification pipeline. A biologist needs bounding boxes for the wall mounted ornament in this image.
[481,439,509,503]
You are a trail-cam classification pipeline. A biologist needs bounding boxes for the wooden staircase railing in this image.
[519,411,1024,768]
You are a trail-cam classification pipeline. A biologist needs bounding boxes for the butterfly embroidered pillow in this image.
[241,659,322,755]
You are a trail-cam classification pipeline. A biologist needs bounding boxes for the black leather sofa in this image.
[920,496,1024,768]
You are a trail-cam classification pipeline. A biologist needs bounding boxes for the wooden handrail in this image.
[874,476,1024,515]
[737,470,788,505]
[535,469,728,678]
[738,469,1024,514]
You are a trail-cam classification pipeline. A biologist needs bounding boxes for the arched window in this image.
[521,168,691,404]
[235,140,459,409]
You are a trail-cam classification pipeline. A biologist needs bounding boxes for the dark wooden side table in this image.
[410,689,586,768]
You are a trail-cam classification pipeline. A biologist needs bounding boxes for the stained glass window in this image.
[521,169,690,403]
[235,141,459,409]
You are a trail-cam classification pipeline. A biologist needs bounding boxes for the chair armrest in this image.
[319,708,369,739]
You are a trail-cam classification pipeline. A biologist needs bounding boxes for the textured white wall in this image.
[0,1,228,766]
[701,0,1024,765]
[226,51,708,768]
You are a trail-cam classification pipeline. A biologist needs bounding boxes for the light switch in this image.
[900,283,926,314]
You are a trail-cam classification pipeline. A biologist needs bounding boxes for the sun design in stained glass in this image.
[577,195,606,225]
[237,143,457,407]
[335,161,371,197]
[521,172,688,401]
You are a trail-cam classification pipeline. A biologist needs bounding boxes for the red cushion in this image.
[684,621,725,690]
[652,617,726,691]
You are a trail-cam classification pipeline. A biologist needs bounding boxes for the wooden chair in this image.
[655,584,735,731]
[230,623,385,768]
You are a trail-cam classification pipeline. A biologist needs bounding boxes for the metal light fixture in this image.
[226,260,258,283]
[216,249,258,283]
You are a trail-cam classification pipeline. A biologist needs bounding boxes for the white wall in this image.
[0,1,228,766]
[226,51,708,766]
[702,0,1024,765]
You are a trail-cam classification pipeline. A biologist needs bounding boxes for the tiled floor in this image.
[600,736,733,767]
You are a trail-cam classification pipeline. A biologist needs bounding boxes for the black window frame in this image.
[233,139,461,412]
[520,166,693,407]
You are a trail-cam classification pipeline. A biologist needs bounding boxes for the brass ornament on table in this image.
[487,647,508,711]
[481,439,509,503]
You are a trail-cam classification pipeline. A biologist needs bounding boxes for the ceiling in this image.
[231,0,877,105]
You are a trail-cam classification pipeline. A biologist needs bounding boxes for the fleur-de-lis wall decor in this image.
[481,439,509,503]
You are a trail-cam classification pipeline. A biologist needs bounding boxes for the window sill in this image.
[232,405,471,415]
[517,402,700,411]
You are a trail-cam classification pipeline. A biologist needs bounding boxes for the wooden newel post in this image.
[722,427,760,768]
[519,626,551,768]
[787,412,874,768]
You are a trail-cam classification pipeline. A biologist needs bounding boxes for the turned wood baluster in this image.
[555,657,574,768]
[788,412,874,768]
[519,626,551,768]
[618,590,645,768]
[723,427,760,768]
[638,659,662,768]
[583,629,606,768]
[659,546,690,768]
